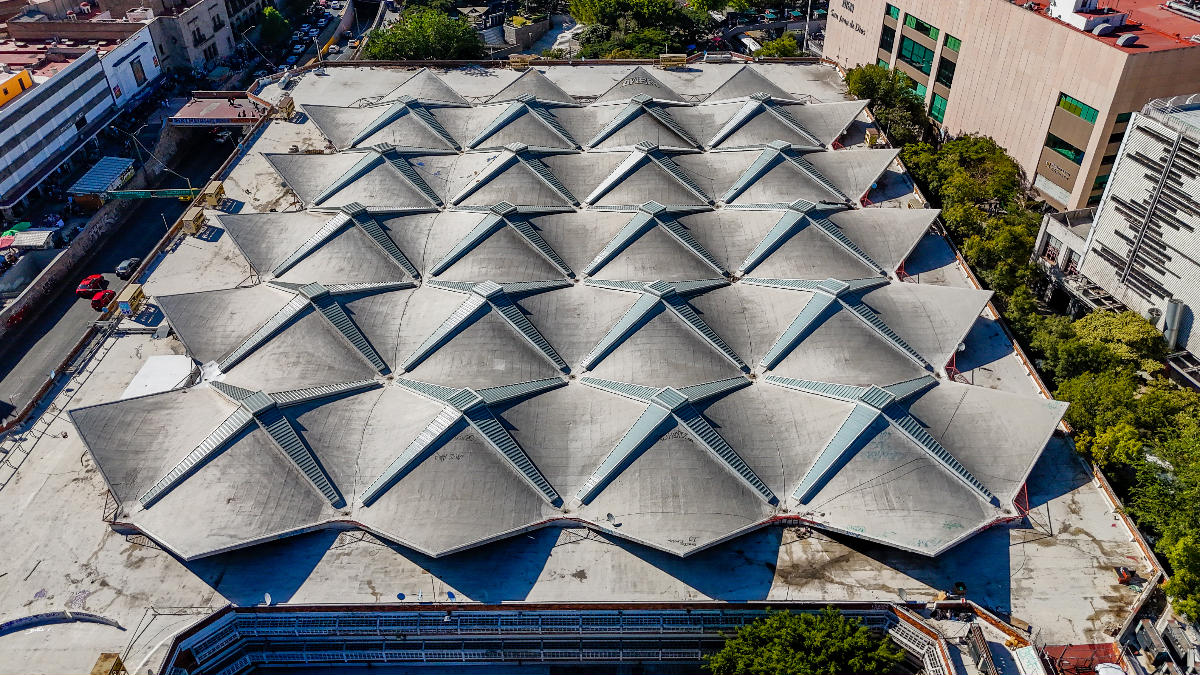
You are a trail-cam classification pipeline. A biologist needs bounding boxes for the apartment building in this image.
[824,0,1200,210]
[1034,95,1200,383]
[0,46,117,217]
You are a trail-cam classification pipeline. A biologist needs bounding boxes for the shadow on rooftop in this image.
[601,526,783,600]
[184,529,341,606]
[865,168,915,205]
[954,316,1015,373]
[829,522,1017,621]
[385,527,561,603]
[1024,435,1091,512]
[902,231,957,278]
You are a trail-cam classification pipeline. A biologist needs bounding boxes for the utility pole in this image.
[802,0,813,54]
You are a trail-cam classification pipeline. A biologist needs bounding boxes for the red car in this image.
[90,289,116,311]
[75,274,107,298]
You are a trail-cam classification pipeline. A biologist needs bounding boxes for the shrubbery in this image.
[845,63,1200,619]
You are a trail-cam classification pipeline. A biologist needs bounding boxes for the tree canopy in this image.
[259,6,291,45]
[844,64,930,147]
[754,33,800,58]
[362,7,485,60]
[571,0,706,57]
[705,608,905,675]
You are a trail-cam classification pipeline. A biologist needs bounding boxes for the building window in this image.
[885,3,899,19]
[903,14,939,41]
[930,93,947,123]
[1045,132,1085,164]
[1087,194,1103,206]
[944,34,961,51]
[877,58,889,69]
[1116,112,1132,123]
[898,36,935,74]
[1107,131,1124,144]
[1057,92,1098,123]
[131,58,147,86]
[75,115,88,131]
[1092,173,1110,190]
[1100,152,1118,166]
[1066,250,1081,275]
[1043,236,1062,264]
[914,81,927,98]
[935,57,955,87]
[880,23,896,52]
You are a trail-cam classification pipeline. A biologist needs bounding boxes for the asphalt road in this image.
[0,134,229,424]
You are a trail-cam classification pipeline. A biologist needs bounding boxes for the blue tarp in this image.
[68,156,135,196]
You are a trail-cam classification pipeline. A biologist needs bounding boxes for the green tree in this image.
[754,33,800,57]
[259,7,291,45]
[1087,422,1143,471]
[1072,311,1165,374]
[688,0,728,13]
[1162,534,1200,620]
[1055,369,1139,439]
[705,608,905,675]
[362,7,485,60]
[844,64,929,146]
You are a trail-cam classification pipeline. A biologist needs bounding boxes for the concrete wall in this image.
[503,17,549,50]
[5,18,144,41]
[823,0,1200,211]
[147,0,233,70]
[0,0,31,22]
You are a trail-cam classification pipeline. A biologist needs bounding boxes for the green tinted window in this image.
[1116,112,1132,123]
[1092,174,1110,190]
[898,36,935,74]
[944,34,961,51]
[1046,133,1085,164]
[903,14,939,40]
[1087,194,1103,206]
[886,3,900,19]
[880,24,896,52]
[1057,93,1098,123]
[877,58,889,68]
[930,93,947,123]
[915,82,927,97]
[935,57,955,87]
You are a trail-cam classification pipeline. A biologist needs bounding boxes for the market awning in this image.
[68,157,136,196]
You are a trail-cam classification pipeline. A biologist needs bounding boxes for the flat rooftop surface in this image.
[1034,0,1200,53]
[0,63,1149,675]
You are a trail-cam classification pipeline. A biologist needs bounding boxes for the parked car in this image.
[301,23,312,30]
[75,274,107,298]
[330,1,341,9]
[292,43,305,54]
[90,289,116,311]
[115,257,141,280]
[285,55,300,65]
[317,17,330,26]
[348,38,360,49]
[327,44,340,54]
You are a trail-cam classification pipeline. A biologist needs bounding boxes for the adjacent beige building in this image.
[824,0,1200,210]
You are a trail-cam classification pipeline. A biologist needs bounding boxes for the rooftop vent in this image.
[1092,22,1114,35]
[1116,33,1139,46]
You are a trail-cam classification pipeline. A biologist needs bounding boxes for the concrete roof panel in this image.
[706,65,797,102]
[577,434,773,555]
[803,424,994,555]
[157,285,292,364]
[70,388,240,505]
[219,310,380,391]
[401,310,566,389]
[133,426,335,560]
[487,68,576,104]
[910,383,1068,502]
[584,309,746,388]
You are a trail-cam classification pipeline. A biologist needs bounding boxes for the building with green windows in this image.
[823,0,1200,210]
